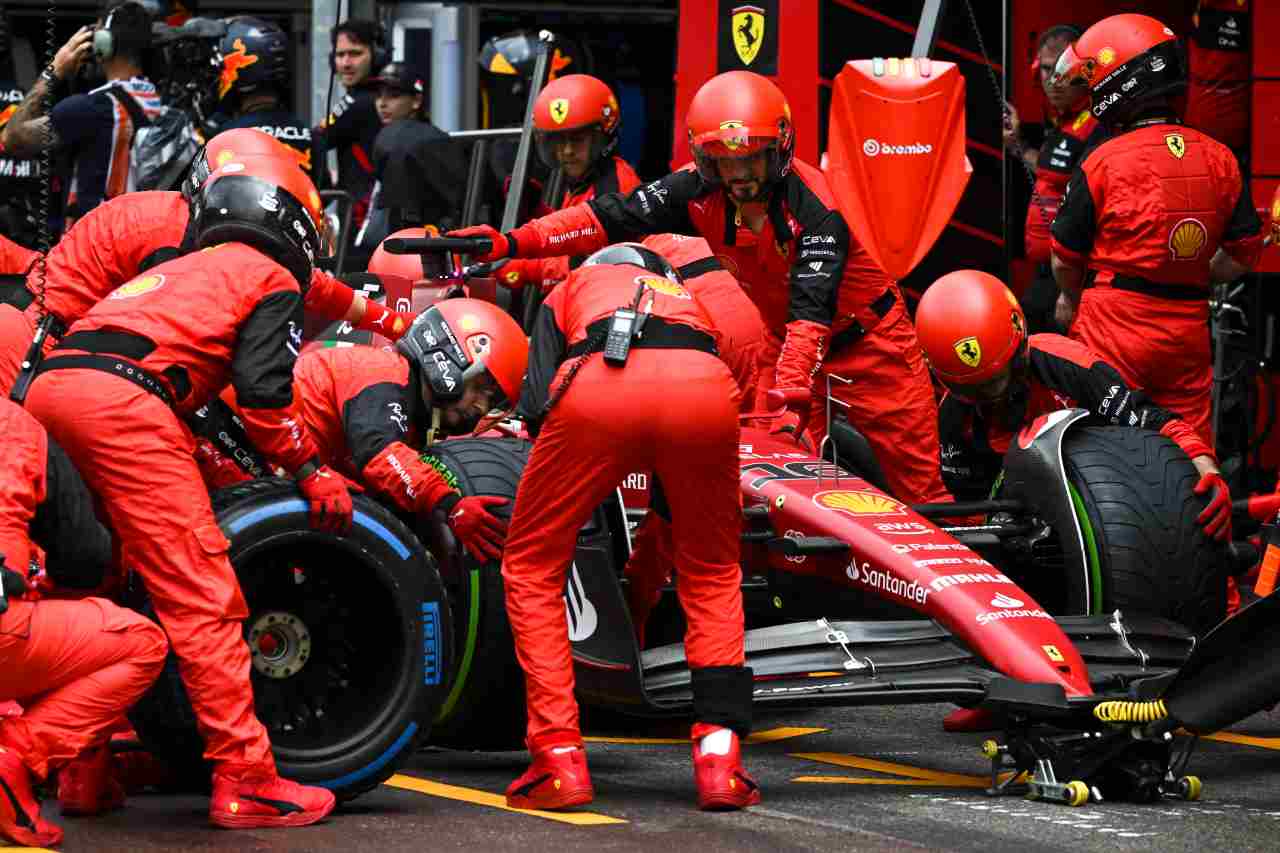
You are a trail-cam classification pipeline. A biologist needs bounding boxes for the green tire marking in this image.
[1067,481,1104,614]
[436,569,481,723]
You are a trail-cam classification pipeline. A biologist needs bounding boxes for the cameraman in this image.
[1,1,159,229]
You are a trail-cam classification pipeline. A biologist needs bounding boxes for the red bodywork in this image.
[738,425,1092,697]
[824,58,972,281]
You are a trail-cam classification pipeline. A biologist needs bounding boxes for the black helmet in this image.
[582,243,681,283]
[215,16,289,107]
[193,154,324,287]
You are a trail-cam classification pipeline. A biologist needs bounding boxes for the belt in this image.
[675,256,723,281]
[0,279,68,338]
[34,354,174,406]
[1110,275,1205,302]
[567,316,718,359]
[829,288,897,353]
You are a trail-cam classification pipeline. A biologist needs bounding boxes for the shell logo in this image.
[1072,110,1090,131]
[813,490,907,517]
[215,149,236,168]
[1168,218,1207,261]
[635,275,691,300]
[1097,46,1116,67]
[1270,198,1279,221]
[108,273,165,300]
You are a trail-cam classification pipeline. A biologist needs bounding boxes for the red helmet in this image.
[184,127,293,200]
[194,153,325,288]
[396,298,528,408]
[1050,14,1186,126]
[532,74,621,169]
[916,270,1027,389]
[369,226,441,282]
[687,71,794,187]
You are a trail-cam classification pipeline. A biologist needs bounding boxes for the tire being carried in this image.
[417,436,530,750]
[1061,426,1226,634]
[128,478,452,802]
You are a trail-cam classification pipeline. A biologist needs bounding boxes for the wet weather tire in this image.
[128,478,451,801]
[1061,426,1226,634]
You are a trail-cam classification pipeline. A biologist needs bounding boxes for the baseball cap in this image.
[370,61,425,94]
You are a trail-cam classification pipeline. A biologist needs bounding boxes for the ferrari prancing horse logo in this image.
[549,98,570,125]
[1165,133,1186,159]
[954,337,982,368]
[732,5,765,66]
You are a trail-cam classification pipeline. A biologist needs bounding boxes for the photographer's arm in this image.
[1,26,93,156]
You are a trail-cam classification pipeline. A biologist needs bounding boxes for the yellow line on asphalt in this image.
[1204,731,1280,750]
[383,774,627,825]
[584,726,828,746]
[790,752,990,786]
[792,775,993,787]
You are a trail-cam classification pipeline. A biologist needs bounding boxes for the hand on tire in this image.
[298,465,353,534]
[1194,472,1232,542]
[447,495,509,562]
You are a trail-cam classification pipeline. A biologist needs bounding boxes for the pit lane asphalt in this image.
[49,703,1280,852]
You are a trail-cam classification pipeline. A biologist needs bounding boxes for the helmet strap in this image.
[424,406,443,448]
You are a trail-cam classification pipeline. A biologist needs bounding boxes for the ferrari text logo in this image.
[813,490,907,518]
[954,337,982,368]
[732,5,765,66]
[1165,133,1186,159]
[109,274,165,300]
[549,98,570,125]
[1169,217,1207,260]
[218,38,260,100]
[636,275,691,300]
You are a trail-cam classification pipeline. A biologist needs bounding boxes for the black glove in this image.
[0,557,28,615]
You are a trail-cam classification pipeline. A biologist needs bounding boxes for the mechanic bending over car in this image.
[202,299,529,562]
[24,154,348,830]
[0,127,415,395]
[1049,14,1263,447]
[498,73,642,293]
[0,397,168,847]
[504,244,759,812]
[451,70,951,506]
[920,269,1229,532]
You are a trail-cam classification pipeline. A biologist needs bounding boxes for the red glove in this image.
[297,464,353,534]
[444,495,509,561]
[1246,493,1280,523]
[355,299,416,340]
[446,225,509,263]
[1194,472,1232,542]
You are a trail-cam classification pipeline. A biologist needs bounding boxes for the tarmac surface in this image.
[38,701,1280,852]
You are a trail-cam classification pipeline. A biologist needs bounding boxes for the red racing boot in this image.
[209,767,336,829]
[691,725,760,811]
[505,744,594,810]
[0,747,63,847]
[58,744,126,816]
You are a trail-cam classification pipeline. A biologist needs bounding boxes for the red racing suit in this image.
[507,263,750,751]
[0,398,167,781]
[1184,0,1251,152]
[499,155,642,292]
[499,159,950,504]
[217,346,463,516]
[1051,123,1263,444]
[1025,110,1106,264]
[938,334,1214,501]
[24,242,325,776]
[0,191,395,393]
[0,234,37,276]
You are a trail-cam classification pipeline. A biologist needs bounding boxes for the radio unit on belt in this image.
[603,282,654,367]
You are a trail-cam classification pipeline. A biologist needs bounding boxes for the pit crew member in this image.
[504,243,759,812]
[1049,13,1264,446]
[24,155,346,829]
[451,70,950,505]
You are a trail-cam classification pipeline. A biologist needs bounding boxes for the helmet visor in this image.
[941,367,1013,405]
[1049,43,1093,90]
[690,124,778,159]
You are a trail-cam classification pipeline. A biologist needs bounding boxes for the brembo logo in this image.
[863,139,933,157]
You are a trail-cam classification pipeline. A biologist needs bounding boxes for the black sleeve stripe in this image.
[587,170,705,243]
[343,380,415,471]
[517,303,569,429]
[1049,167,1097,256]
[233,290,304,409]
[1223,180,1263,244]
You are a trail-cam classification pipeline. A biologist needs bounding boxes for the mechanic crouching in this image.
[504,244,759,812]
[919,270,1228,530]
[208,299,528,562]
[23,154,348,829]
[0,397,168,847]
